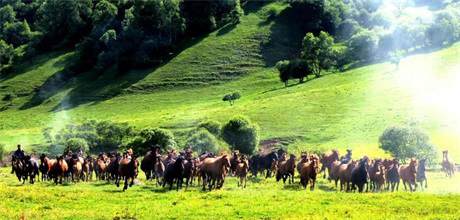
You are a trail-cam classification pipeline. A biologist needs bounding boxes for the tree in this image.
[186,129,221,154]
[222,116,259,155]
[0,40,15,70]
[65,138,89,154]
[130,128,177,155]
[348,29,379,61]
[222,92,241,105]
[301,31,335,77]
[276,59,311,86]
[198,120,221,136]
[379,126,437,162]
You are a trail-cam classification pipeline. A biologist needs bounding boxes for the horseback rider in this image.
[340,149,352,164]
[11,144,25,174]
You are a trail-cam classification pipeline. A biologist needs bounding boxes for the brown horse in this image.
[236,155,249,188]
[51,156,68,185]
[116,156,139,191]
[82,156,93,181]
[96,156,108,180]
[368,159,385,192]
[230,151,240,176]
[385,159,400,192]
[296,152,309,176]
[276,154,296,184]
[399,158,417,192]
[300,155,320,191]
[200,155,231,190]
[141,148,159,181]
[320,150,339,180]
[154,155,165,186]
[71,158,83,182]
[329,161,341,188]
[337,160,356,191]
[441,150,455,177]
[39,154,56,181]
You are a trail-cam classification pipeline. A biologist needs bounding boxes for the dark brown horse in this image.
[399,158,417,192]
[300,155,320,190]
[230,151,240,176]
[320,150,339,180]
[296,152,309,177]
[116,156,139,191]
[441,150,455,177]
[276,154,296,184]
[200,155,231,190]
[351,157,369,193]
[141,147,160,181]
[11,155,27,184]
[337,160,356,191]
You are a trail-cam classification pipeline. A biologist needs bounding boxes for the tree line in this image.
[0,0,242,73]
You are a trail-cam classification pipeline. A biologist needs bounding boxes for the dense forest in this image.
[1,0,460,81]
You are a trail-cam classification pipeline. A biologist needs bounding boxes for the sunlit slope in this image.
[1,2,460,160]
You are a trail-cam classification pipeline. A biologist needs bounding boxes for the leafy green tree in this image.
[222,116,259,155]
[0,40,15,69]
[130,128,177,155]
[302,31,335,77]
[276,59,311,86]
[186,128,221,154]
[379,126,437,162]
[36,0,93,47]
[348,29,378,61]
[65,138,89,154]
[198,120,221,136]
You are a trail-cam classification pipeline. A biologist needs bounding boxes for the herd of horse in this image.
[9,147,457,192]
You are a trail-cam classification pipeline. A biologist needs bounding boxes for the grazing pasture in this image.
[1,167,460,219]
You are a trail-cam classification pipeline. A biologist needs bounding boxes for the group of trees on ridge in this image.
[276,0,460,86]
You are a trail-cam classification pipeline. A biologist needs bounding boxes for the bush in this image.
[221,116,259,155]
[379,125,437,162]
[130,128,177,155]
[348,29,379,61]
[186,129,221,154]
[198,120,221,136]
[222,92,241,105]
[65,138,89,154]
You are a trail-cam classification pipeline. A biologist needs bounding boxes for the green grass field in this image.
[1,167,460,219]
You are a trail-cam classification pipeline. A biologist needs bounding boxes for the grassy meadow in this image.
[1,167,460,220]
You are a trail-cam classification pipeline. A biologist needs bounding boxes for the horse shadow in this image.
[282,183,303,191]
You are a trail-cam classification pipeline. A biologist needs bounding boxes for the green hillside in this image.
[1,1,460,161]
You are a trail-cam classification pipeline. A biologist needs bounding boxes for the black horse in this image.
[24,156,39,184]
[11,155,27,184]
[386,160,400,192]
[182,158,195,189]
[351,157,369,193]
[416,158,427,190]
[250,151,278,178]
[163,156,185,190]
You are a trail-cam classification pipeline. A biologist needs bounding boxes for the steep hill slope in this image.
[1,2,460,160]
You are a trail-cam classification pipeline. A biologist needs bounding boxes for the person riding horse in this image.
[11,144,25,174]
[340,149,352,164]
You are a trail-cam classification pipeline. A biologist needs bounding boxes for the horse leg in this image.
[403,181,407,191]
[123,177,128,191]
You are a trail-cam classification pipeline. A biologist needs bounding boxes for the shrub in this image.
[0,144,4,161]
[198,120,221,136]
[222,92,241,105]
[186,129,221,154]
[222,116,259,155]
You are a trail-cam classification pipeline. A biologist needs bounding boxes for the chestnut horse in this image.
[300,155,320,191]
[296,152,309,176]
[320,150,339,180]
[329,161,341,188]
[200,155,231,190]
[39,154,55,181]
[82,156,94,181]
[399,159,417,192]
[95,155,108,180]
[236,155,249,188]
[51,156,68,185]
[71,158,83,182]
[116,156,139,191]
